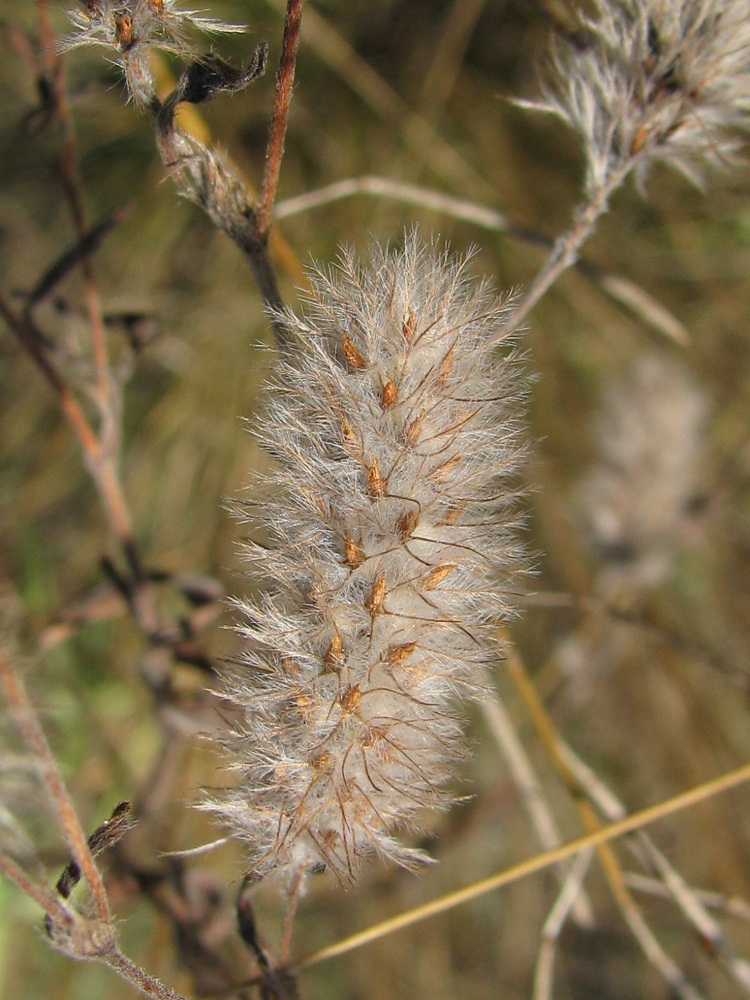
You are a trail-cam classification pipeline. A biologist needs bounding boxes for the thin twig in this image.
[624,873,750,924]
[533,849,594,1000]
[105,946,192,1000]
[559,741,750,994]
[480,695,594,928]
[1,291,216,670]
[0,852,73,927]
[507,635,750,999]
[274,175,689,344]
[256,0,304,241]
[503,639,720,996]
[37,0,112,401]
[592,811,704,1000]
[499,162,633,334]
[0,293,100,457]
[0,652,110,923]
[259,0,495,197]
[0,288,134,548]
[274,174,514,229]
[288,761,750,972]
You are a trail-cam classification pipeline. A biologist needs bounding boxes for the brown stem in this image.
[106,947,192,1000]
[30,5,136,547]
[0,852,73,926]
[0,294,100,457]
[36,0,112,400]
[255,0,305,241]
[3,269,211,674]
[1,292,135,544]
[0,652,111,922]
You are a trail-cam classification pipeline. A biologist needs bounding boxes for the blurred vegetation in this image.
[2,1,750,998]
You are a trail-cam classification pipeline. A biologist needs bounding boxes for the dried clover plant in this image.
[508,0,750,332]
[207,233,528,886]
[3,1,750,998]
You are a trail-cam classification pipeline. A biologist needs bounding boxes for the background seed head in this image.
[521,0,750,193]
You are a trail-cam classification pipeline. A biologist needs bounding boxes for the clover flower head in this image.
[63,1,245,107]
[579,353,708,596]
[205,232,529,886]
[64,0,244,56]
[522,0,750,193]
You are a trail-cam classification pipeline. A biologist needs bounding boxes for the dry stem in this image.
[256,0,305,241]
[274,175,688,344]
[280,761,750,973]
[0,651,110,923]
[37,0,112,401]
[499,163,633,335]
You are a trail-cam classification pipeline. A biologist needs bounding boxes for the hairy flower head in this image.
[522,0,750,193]
[63,1,245,108]
[207,233,528,885]
[64,0,243,55]
[578,353,707,596]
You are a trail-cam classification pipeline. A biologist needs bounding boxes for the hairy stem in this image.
[500,163,633,333]
[0,853,73,926]
[0,652,111,923]
[106,948,192,1000]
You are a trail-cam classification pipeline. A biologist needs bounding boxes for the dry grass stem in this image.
[292,760,750,972]
[532,849,594,1000]
[558,740,750,993]
[480,694,594,927]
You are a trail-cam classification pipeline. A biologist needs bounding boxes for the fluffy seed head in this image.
[521,0,750,193]
[578,353,708,596]
[208,233,528,885]
[63,1,245,109]
[63,0,243,56]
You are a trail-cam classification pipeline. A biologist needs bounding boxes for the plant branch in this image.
[37,0,112,400]
[480,694,593,928]
[504,638,750,996]
[0,853,73,926]
[0,652,111,923]
[106,946,193,1000]
[274,174,689,344]
[533,849,594,1000]
[499,163,633,334]
[256,0,305,241]
[0,293,100,456]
